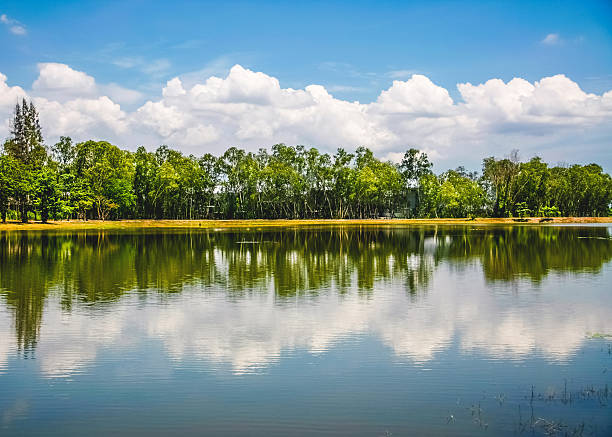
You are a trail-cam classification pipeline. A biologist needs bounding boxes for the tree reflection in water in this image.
[1,225,611,353]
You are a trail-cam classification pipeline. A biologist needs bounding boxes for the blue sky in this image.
[3,0,612,100]
[1,0,612,170]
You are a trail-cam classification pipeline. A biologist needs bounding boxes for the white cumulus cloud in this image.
[33,63,97,98]
[1,63,611,167]
[31,63,143,105]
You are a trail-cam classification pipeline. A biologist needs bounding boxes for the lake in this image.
[0,225,611,436]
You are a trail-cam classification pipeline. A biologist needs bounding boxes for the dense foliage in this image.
[1,99,611,222]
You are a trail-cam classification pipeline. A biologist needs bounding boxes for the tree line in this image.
[1,99,611,222]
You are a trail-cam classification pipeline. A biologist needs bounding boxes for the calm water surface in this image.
[0,225,611,436]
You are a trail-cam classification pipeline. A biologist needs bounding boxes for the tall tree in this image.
[399,148,433,186]
[399,148,433,215]
[7,99,44,164]
[5,99,46,222]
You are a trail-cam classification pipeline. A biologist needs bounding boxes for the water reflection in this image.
[437,226,612,281]
[0,225,611,375]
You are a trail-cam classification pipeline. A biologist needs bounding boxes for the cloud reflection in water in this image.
[0,225,610,377]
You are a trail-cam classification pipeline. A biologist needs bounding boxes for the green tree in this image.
[437,169,486,217]
[5,99,46,222]
[0,154,17,222]
[33,165,63,223]
[399,148,433,215]
[74,141,134,220]
[133,146,158,218]
[510,157,549,216]
[6,99,44,163]
[400,148,432,186]
[418,173,442,218]
[482,150,521,217]
[51,136,75,171]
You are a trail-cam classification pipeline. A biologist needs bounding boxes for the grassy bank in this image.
[0,217,611,231]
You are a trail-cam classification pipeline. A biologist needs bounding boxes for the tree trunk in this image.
[21,202,28,223]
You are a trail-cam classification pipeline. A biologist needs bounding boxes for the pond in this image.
[0,225,611,436]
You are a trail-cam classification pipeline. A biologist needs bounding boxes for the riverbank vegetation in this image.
[1,99,611,223]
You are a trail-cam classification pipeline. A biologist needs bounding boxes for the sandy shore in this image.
[0,217,611,231]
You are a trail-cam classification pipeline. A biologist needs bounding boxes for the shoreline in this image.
[0,217,611,231]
